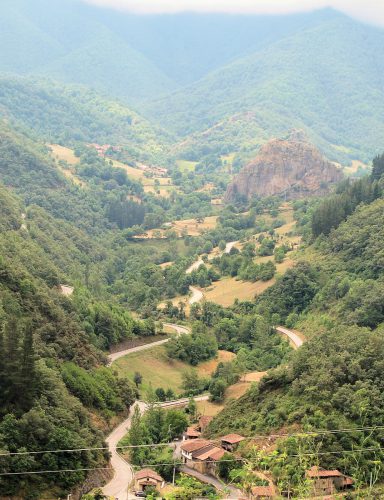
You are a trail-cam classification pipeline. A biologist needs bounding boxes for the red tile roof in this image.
[194,446,225,461]
[251,485,274,497]
[221,433,245,444]
[184,426,201,437]
[306,466,343,478]
[181,439,212,453]
[134,468,163,482]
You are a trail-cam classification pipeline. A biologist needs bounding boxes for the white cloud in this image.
[82,0,384,26]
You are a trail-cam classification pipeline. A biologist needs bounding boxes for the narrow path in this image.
[108,323,190,364]
[276,326,305,349]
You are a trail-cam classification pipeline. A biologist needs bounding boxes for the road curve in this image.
[276,326,305,349]
[108,323,190,364]
[102,395,209,499]
[186,241,239,305]
[189,285,204,305]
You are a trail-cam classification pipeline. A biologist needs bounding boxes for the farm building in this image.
[181,439,225,475]
[250,485,274,499]
[221,433,245,452]
[183,426,201,440]
[306,466,354,496]
[134,468,164,492]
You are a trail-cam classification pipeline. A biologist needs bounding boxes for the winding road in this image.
[185,241,239,305]
[102,396,210,499]
[276,326,304,349]
[108,324,190,364]
[102,245,305,498]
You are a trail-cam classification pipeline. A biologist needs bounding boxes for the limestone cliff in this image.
[225,133,343,202]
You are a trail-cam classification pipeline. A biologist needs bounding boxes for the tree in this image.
[187,397,197,421]
[155,387,166,401]
[163,409,188,440]
[134,371,143,388]
[182,369,204,395]
[371,152,384,181]
[209,378,226,402]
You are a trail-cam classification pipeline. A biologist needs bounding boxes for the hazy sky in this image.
[82,0,384,26]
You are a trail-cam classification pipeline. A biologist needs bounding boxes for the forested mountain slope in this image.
[0,184,141,498]
[207,169,384,492]
[0,0,176,103]
[146,15,384,163]
[0,76,172,165]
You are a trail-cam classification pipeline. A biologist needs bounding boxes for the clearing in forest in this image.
[50,144,85,186]
[114,346,235,395]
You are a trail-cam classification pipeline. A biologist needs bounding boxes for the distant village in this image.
[88,143,168,177]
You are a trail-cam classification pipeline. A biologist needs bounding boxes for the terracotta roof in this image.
[306,466,343,478]
[251,485,274,497]
[194,446,225,461]
[181,439,212,453]
[221,433,245,444]
[184,426,201,437]
[134,468,163,482]
[199,415,213,429]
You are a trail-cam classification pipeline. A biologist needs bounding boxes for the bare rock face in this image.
[225,133,343,202]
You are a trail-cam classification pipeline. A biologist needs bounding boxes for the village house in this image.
[306,466,354,496]
[133,468,165,493]
[182,415,212,441]
[250,485,274,499]
[221,433,245,452]
[183,426,201,440]
[181,439,224,475]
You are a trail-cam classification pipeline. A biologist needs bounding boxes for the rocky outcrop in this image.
[225,133,343,202]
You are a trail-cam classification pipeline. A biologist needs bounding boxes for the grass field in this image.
[203,258,294,307]
[196,370,267,418]
[50,144,85,186]
[136,215,218,239]
[114,346,235,396]
[176,159,197,172]
[50,144,80,165]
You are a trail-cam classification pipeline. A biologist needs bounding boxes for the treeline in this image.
[312,154,383,237]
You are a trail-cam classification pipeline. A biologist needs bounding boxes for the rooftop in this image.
[134,468,163,482]
[181,439,212,453]
[194,446,225,462]
[306,466,343,478]
[251,485,274,497]
[221,433,245,444]
[184,426,201,438]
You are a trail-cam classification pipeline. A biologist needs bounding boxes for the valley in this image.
[0,2,384,499]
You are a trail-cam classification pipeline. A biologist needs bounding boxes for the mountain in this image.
[225,132,343,202]
[0,75,172,165]
[144,13,384,163]
[1,1,383,164]
[0,0,177,103]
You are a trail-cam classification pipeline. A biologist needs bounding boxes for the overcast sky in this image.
[82,0,384,26]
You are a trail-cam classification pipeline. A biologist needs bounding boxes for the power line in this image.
[1,425,384,457]
[1,448,383,477]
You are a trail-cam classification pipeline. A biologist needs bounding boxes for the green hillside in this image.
[207,178,384,493]
[0,76,173,165]
[145,16,384,163]
[0,0,176,103]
